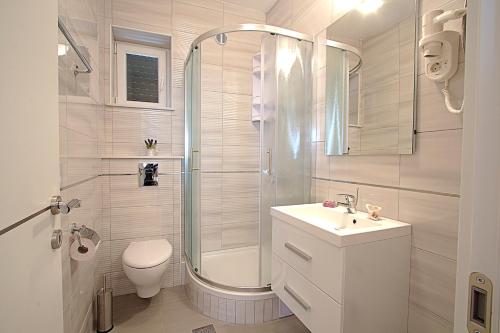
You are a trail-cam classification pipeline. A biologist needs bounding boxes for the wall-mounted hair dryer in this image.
[419,7,467,113]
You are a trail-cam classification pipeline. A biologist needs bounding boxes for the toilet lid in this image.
[123,239,172,269]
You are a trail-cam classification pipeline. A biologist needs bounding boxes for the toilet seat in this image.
[123,239,172,269]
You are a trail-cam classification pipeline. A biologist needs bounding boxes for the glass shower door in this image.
[260,34,277,287]
[184,47,201,272]
[260,35,312,286]
[274,36,312,209]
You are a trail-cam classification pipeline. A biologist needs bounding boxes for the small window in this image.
[116,42,168,109]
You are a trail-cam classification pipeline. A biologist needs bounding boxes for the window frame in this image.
[115,41,168,110]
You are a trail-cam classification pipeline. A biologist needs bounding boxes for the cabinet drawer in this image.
[272,218,344,302]
[272,254,342,333]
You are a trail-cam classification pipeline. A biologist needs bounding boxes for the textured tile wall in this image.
[100,0,268,295]
[267,0,464,331]
[58,0,104,332]
[98,158,183,296]
[185,267,282,324]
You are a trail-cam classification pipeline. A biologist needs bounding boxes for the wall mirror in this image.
[324,0,417,155]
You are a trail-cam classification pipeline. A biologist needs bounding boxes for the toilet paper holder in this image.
[70,223,101,254]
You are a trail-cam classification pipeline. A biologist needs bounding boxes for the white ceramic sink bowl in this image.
[271,203,410,247]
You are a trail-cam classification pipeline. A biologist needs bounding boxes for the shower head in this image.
[214,33,227,45]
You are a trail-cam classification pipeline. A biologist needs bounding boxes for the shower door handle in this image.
[263,148,272,176]
[191,149,200,171]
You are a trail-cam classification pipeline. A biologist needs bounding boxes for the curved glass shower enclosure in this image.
[184,25,313,290]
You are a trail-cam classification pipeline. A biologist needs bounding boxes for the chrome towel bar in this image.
[0,206,51,237]
[0,195,81,237]
[58,16,93,75]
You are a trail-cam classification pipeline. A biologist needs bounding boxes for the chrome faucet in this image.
[336,188,359,214]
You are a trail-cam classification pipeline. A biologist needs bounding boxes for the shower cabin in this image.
[184,25,313,291]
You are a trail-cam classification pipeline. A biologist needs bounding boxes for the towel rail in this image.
[0,206,51,236]
[0,195,82,237]
[58,17,93,75]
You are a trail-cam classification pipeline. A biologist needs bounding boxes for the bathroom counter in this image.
[271,203,411,333]
[271,203,410,247]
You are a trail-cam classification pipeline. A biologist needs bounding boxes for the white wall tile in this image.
[223,145,260,172]
[222,118,260,146]
[400,130,462,194]
[218,297,227,322]
[254,299,264,324]
[201,225,222,252]
[408,303,453,333]
[110,205,173,239]
[223,2,265,22]
[357,185,399,220]
[416,65,464,132]
[235,300,246,324]
[399,191,459,260]
[226,299,236,323]
[113,0,172,32]
[332,155,401,187]
[266,0,293,28]
[210,295,219,319]
[409,248,456,322]
[245,300,255,324]
[223,68,253,95]
[112,109,172,145]
[292,0,332,36]
[172,1,222,35]
[263,298,273,322]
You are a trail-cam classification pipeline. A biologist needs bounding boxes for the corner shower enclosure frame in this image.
[184,24,358,293]
[184,24,315,292]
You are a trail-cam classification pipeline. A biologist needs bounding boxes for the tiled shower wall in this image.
[58,0,104,332]
[268,0,463,331]
[97,0,268,295]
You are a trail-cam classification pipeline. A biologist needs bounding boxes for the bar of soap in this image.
[323,200,337,208]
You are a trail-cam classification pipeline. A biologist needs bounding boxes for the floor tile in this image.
[112,287,310,333]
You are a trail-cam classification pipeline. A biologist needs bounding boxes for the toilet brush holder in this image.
[96,276,113,333]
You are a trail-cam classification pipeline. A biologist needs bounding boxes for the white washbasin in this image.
[271,203,410,247]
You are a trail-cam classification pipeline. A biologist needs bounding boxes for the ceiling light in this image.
[334,0,360,14]
[58,43,69,56]
[357,0,383,14]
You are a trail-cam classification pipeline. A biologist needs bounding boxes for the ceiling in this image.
[223,0,278,13]
[327,0,416,41]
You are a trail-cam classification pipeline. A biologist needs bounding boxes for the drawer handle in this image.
[284,242,312,261]
[284,284,311,311]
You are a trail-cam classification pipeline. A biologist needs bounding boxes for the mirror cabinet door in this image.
[324,0,417,156]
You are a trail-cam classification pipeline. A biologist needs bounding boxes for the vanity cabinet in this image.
[271,204,411,333]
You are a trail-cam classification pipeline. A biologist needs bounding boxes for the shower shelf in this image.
[252,53,261,122]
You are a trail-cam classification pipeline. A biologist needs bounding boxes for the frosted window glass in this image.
[126,53,159,103]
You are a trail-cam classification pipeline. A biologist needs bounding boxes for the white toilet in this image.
[122,239,172,298]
